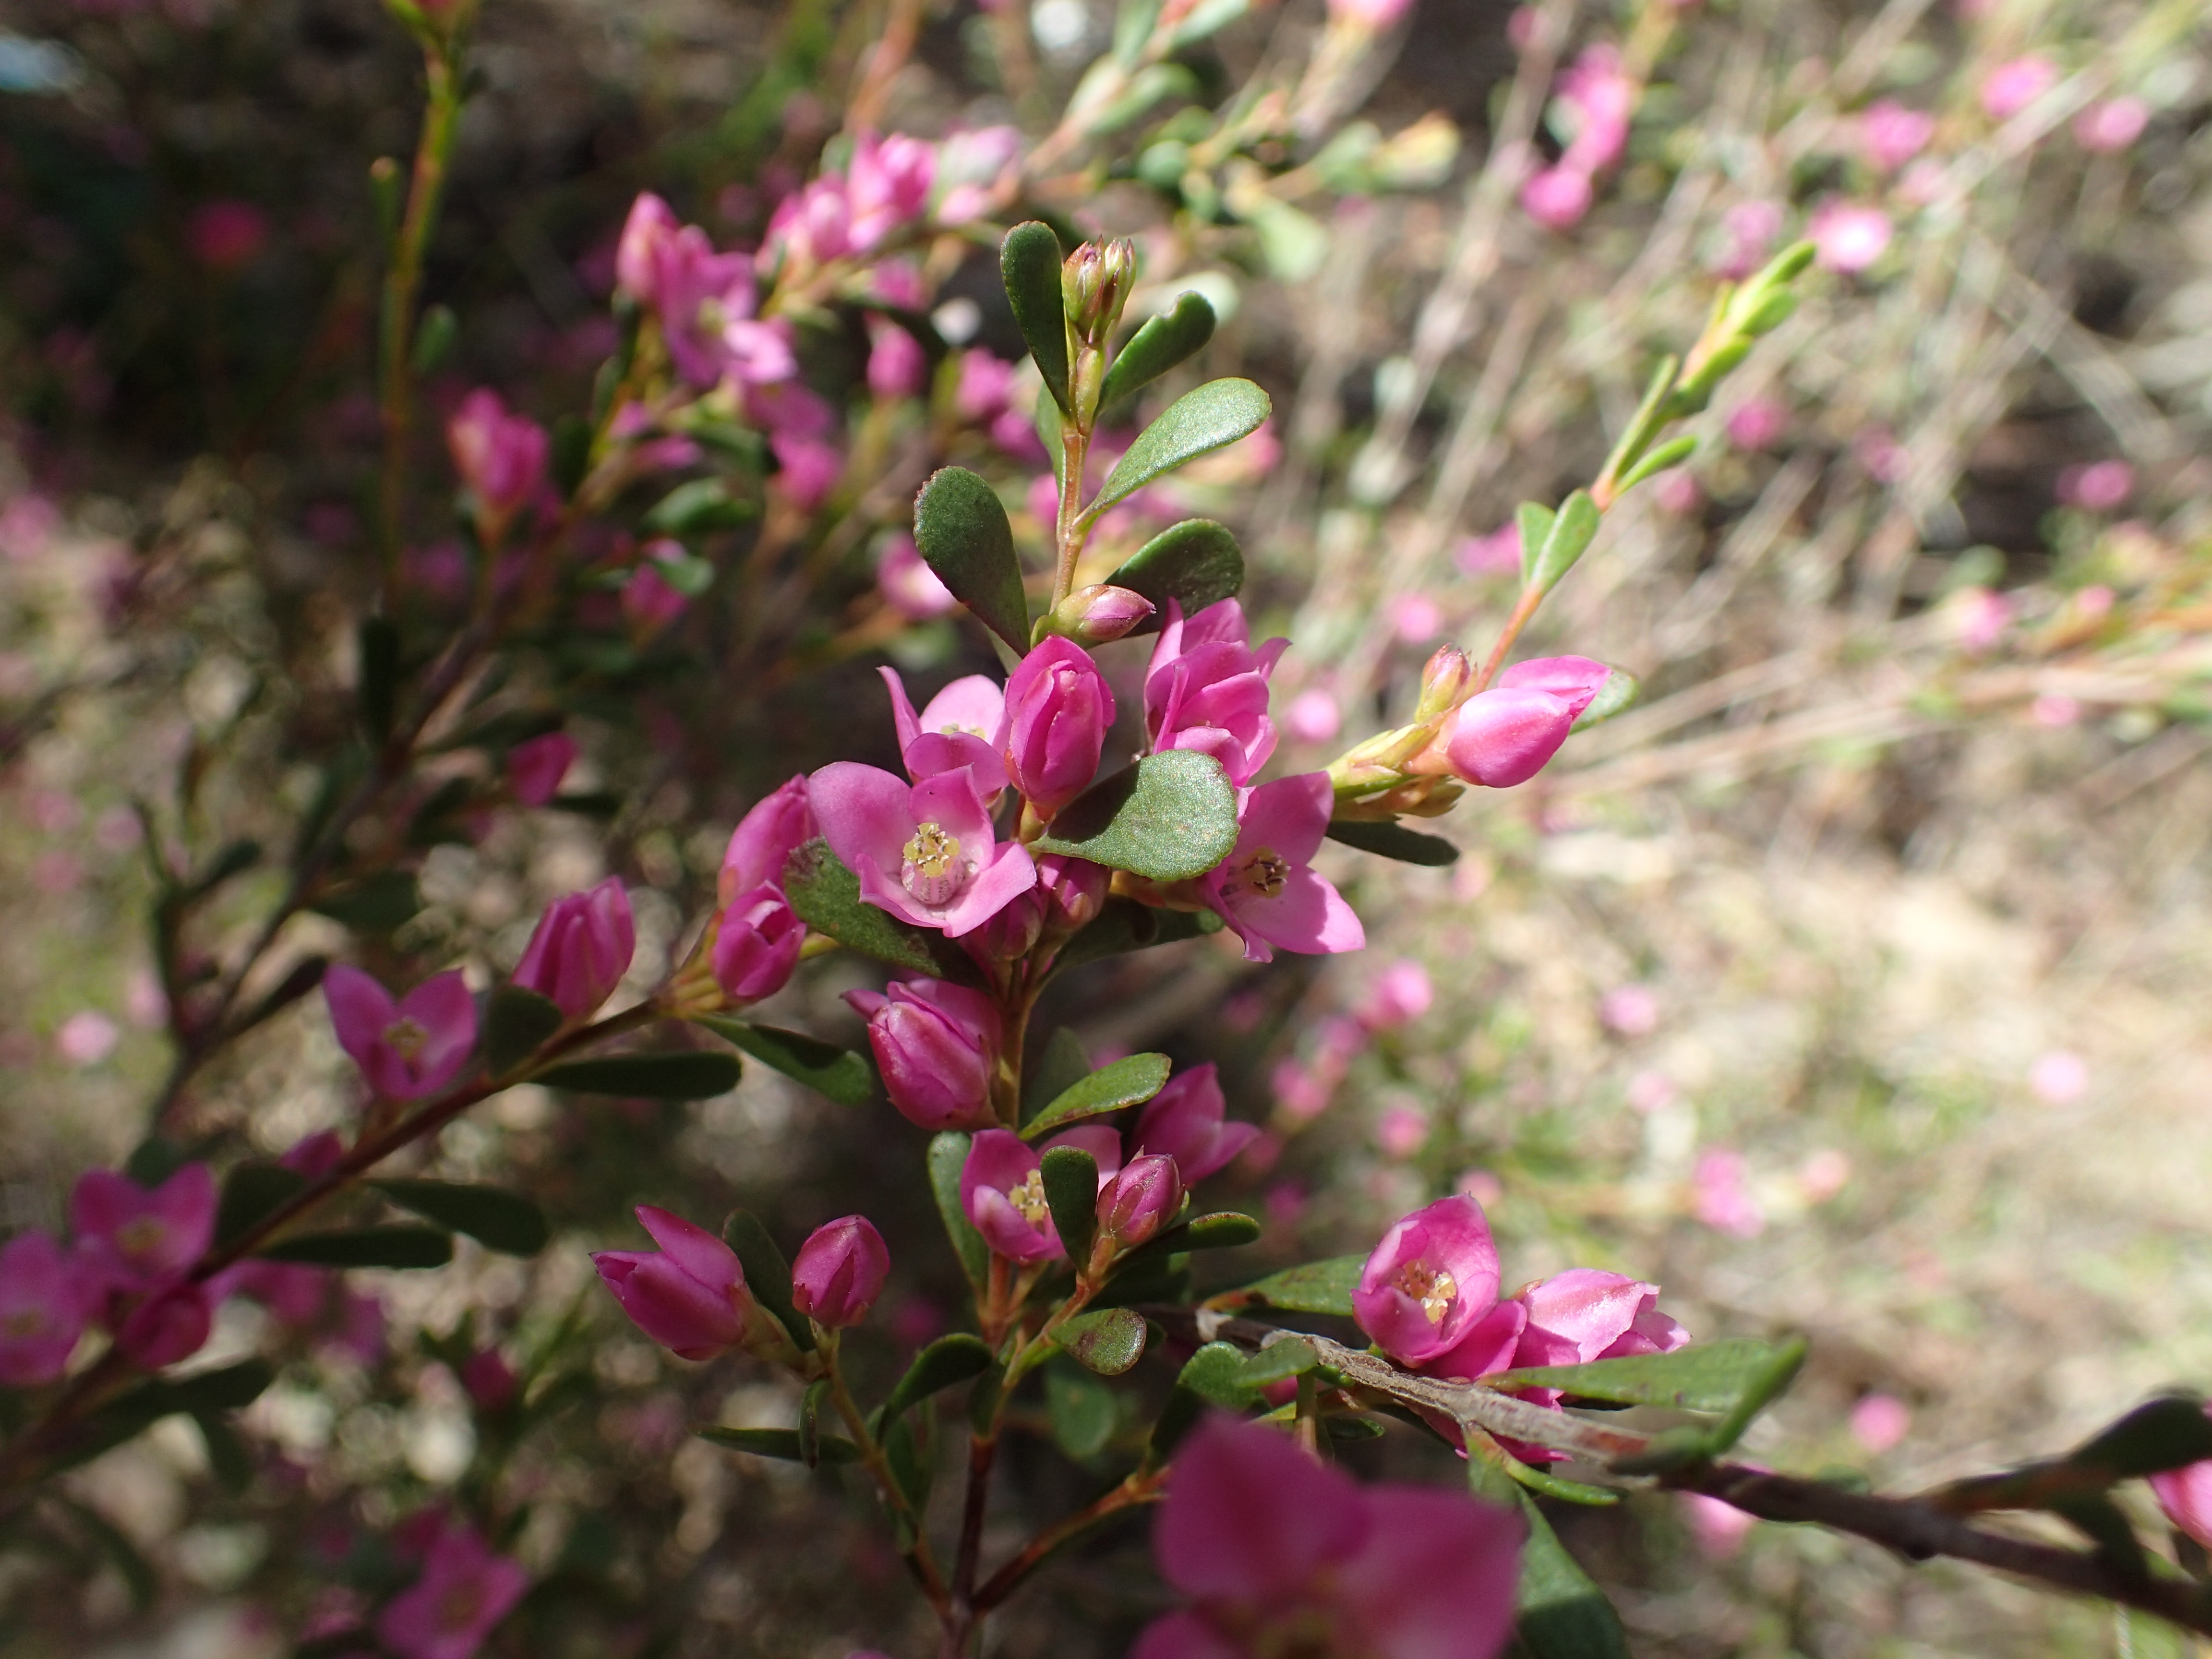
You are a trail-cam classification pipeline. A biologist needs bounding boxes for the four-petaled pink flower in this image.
[1354,1193,1504,1367]
[1130,1063,1260,1183]
[72,1165,216,1294]
[961,1130,1064,1262]
[325,966,479,1100]
[445,390,548,544]
[844,978,1001,1130]
[790,1214,890,1329]
[507,732,576,807]
[809,763,1035,937]
[1002,638,1112,820]
[0,1230,94,1385]
[1133,1414,1522,1659]
[375,1520,529,1659]
[513,878,636,1023]
[1145,600,1290,787]
[592,1206,760,1361]
[881,669,1007,794]
[1202,774,1364,964]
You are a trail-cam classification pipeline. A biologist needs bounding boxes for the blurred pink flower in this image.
[2073,96,2149,154]
[2031,694,2081,728]
[1557,46,1635,173]
[1797,1149,1851,1202]
[1327,0,1413,25]
[1980,56,2058,122]
[187,200,268,272]
[1627,1070,1678,1114]
[0,494,59,561]
[1897,156,1948,206]
[623,550,692,636]
[1714,199,1784,279]
[33,851,83,893]
[1725,397,1789,451]
[125,969,168,1029]
[877,534,956,620]
[507,732,576,807]
[1850,1393,1911,1453]
[1682,1491,1757,1558]
[55,1010,119,1066]
[770,432,843,511]
[1599,984,1659,1036]
[1455,1168,1504,1207]
[1390,594,1442,644]
[73,1165,215,1292]
[1284,687,1342,744]
[0,1231,93,1385]
[1521,164,1594,229]
[1693,1150,1764,1237]
[2151,1409,2212,1548]
[1654,469,1702,515]
[1953,587,2010,653]
[1810,201,1893,273]
[375,1522,528,1659]
[1360,960,1434,1030]
[1455,523,1521,575]
[325,967,478,1100]
[2057,459,2133,512]
[2028,1050,2088,1104]
[1375,1106,1429,1159]
[1856,426,1907,483]
[1857,100,1934,172]
[1272,1058,1333,1122]
[866,318,926,400]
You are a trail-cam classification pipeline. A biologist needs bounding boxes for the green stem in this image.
[1053,422,1091,608]
[822,1334,950,1611]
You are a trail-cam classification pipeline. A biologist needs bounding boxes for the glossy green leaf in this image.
[372,1180,549,1255]
[1515,502,1556,588]
[695,1426,862,1464]
[1103,518,1243,633]
[1059,1306,1147,1376]
[1001,221,1070,413]
[1148,1342,1256,1463]
[692,1014,875,1106]
[644,477,755,536]
[782,837,981,983]
[1051,899,1222,975]
[1088,379,1271,517]
[928,1132,989,1292]
[1041,1146,1101,1264]
[1022,1052,1173,1139]
[358,617,399,744]
[1122,1210,1259,1270]
[483,985,564,1073]
[1490,1338,1807,1418]
[1324,819,1459,866]
[1528,490,1601,595]
[258,1226,454,1269]
[1617,435,1697,494]
[1023,1027,1093,1123]
[1047,1362,1120,1461]
[216,1164,308,1249]
[913,466,1030,650]
[1236,1336,1318,1388]
[722,1210,813,1353]
[537,1052,742,1100]
[1569,669,1639,734]
[1031,751,1238,881]
[1099,290,1216,412]
[879,1333,995,1425]
[1235,1255,1363,1317]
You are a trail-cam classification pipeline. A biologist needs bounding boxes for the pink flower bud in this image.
[376,1522,528,1659]
[623,557,690,636]
[1097,1154,1183,1252]
[964,888,1046,964]
[591,1205,757,1360]
[1980,56,2057,122]
[1003,637,1113,820]
[1809,201,1893,273]
[960,1130,1063,1262]
[790,1214,890,1329]
[720,775,817,904]
[2151,1407,2212,1548]
[866,318,927,400]
[615,192,679,303]
[1521,164,1594,229]
[507,732,576,807]
[1857,99,1934,172]
[1682,1491,1758,1559]
[513,878,635,1023]
[1036,854,1108,937]
[0,1230,94,1385]
[2073,96,2148,154]
[325,966,480,1100]
[1421,686,1574,787]
[445,389,549,540]
[117,1280,213,1369]
[1050,584,1156,645]
[843,978,1001,1130]
[72,1165,216,1294]
[1354,1194,1504,1366]
[1130,1063,1260,1183]
[711,883,804,1003]
[461,1349,519,1411]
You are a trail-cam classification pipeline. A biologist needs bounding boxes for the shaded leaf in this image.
[644,478,755,536]
[1148,1342,1255,1463]
[722,1210,814,1353]
[1059,1307,1146,1376]
[1052,899,1222,975]
[1099,290,1217,412]
[1324,819,1459,866]
[309,871,420,933]
[1047,1362,1120,1461]
[1236,1337,1318,1388]
[1103,519,1243,633]
[784,838,982,984]
[483,985,564,1074]
[879,1333,995,1425]
[258,1227,454,1269]
[928,1132,989,1293]
[1001,222,1070,413]
[537,1052,743,1100]
[1031,751,1239,881]
[692,1014,874,1106]
[913,466,1030,650]
[48,1360,276,1478]
[1041,1147,1100,1265]
[372,1180,549,1255]
[358,617,399,745]
[2067,1395,2212,1480]
[192,1410,254,1494]
[216,1164,308,1249]
[1232,1255,1363,1317]
[1022,1052,1173,1139]
[1488,1338,1806,1417]
[1324,1415,1386,1443]
[1121,1211,1259,1270]
[1089,379,1271,517]
[1023,1027,1092,1123]
[695,1426,862,1464]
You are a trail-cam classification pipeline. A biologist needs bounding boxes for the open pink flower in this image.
[1130,1064,1260,1183]
[591,1206,758,1360]
[808,762,1035,937]
[0,1230,94,1385]
[513,878,636,1022]
[1858,100,1934,172]
[1201,774,1364,964]
[1981,55,2057,122]
[507,732,576,807]
[1145,600,1289,787]
[325,966,478,1100]
[844,978,1000,1130]
[446,390,548,541]
[375,1521,528,1659]
[1810,200,1893,273]
[1134,1415,1521,1659]
[711,883,804,1003]
[1512,1269,1689,1371]
[72,1165,216,1294]
[719,775,816,904]
[961,1130,1063,1262]
[1003,638,1112,819]
[1354,1194,1504,1366]
[880,669,1007,793]
[791,1215,890,1329]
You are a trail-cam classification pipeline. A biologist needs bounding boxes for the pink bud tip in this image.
[791,1215,890,1328]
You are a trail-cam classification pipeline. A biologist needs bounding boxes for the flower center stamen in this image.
[116,1216,168,1263]
[1007,1170,1051,1226]
[383,1017,429,1062]
[901,821,970,906]
[1229,847,1290,901]
[1391,1261,1457,1325]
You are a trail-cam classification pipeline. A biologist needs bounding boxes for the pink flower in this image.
[770,432,843,511]
[461,1350,518,1411]
[1133,1415,1521,1659]
[1354,1194,1504,1366]
[0,1231,94,1385]
[1693,1150,1764,1237]
[1202,774,1365,964]
[844,978,1001,1130]
[845,132,935,251]
[2151,1408,2212,1549]
[1358,961,1434,1030]
[325,966,479,1100]
[2058,459,2133,512]
[1725,396,1790,450]
[631,214,793,389]
[1327,0,1413,26]
[2074,96,2148,154]
[791,1215,890,1329]
[592,1206,757,1360]
[867,318,926,400]
[375,1522,528,1659]
[1284,688,1341,744]
[1521,164,1594,229]
[513,878,636,1022]
[1391,594,1443,644]
[719,775,817,904]
[1097,1154,1184,1253]
[2028,1050,2088,1105]
[72,1164,216,1294]
[1054,583,1156,645]
[1376,1106,1428,1159]
[615,192,679,303]
[1003,638,1112,820]
[1144,599,1290,787]
[954,350,1020,423]
[1682,1491,1757,1559]
[1041,1125,1123,1189]
[2032,693,2081,728]
[1850,1393,1911,1453]
[1858,100,1934,172]
[1036,853,1108,937]
[1809,201,1892,273]
[961,1130,1064,1262]
[219,1259,329,1324]
[55,1010,119,1066]
[1599,984,1659,1036]
[1130,1064,1260,1183]
[445,390,549,541]
[186,200,267,272]
[623,553,691,636]
[1512,1269,1688,1372]
[117,1281,213,1369]
[1713,199,1785,279]
[1981,56,2058,122]
[1455,524,1522,576]
[711,883,804,1003]
[878,533,958,620]
[1414,655,1608,789]
[507,732,576,807]
[807,762,1035,937]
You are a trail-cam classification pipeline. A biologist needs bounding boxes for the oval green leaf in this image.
[1236,1336,1319,1388]
[1099,290,1216,413]
[1030,750,1238,881]
[258,1226,454,1269]
[1324,819,1459,866]
[483,985,564,1074]
[913,466,1030,651]
[1088,378,1270,518]
[1122,1210,1259,1270]
[696,1426,862,1464]
[1235,1254,1364,1317]
[692,1015,875,1106]
[879,1332,995,1425]
[1147,1341,1256,1464]
[1001,222,1070,414]
[371,1179,549,1255]
[537,1052,742,1100]
[1047,1363,1120,1461]
[1022,1052,1173,1140]
[1059,1306,1147,1376]
[1040,1146,1100,1263]
[928,1132,989,1293]
[722,1209,813,1353]
[1103,519,1244,633]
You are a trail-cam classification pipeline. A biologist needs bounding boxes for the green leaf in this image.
[885,1413,931,1516]
[550,413,592,498]
[1023,1027,1093,1123]
[1502,1459,1622,1506]
[411,303,457,374]
[537,1052,743,1099]
[1515,503,1556,588]
[1324,819,1459,866]
[123,1138,187,1188]
[309,870,420,933]
[1489,1338,1808,1448]
[1236,1336,1319,1388]
[1121,1211,1259,1270]
[691,1015,875,1106]
[1235,1255,1363,1317]
[1088,379,1271,517]
[1059,1307,1147,1376]
[1052,899,1222,975]
[358,617,400,745]
[799,1378,828,1467]
[695,1426,862,1464]
[2066,1395,2212,1479]
[1001,221,1070,414]
[721,1210,813,1353]
[55,1358,279,1477]
[1527,490,1601,595]
[1047,1362,1120,1461]
[913,466,1030,651]
[782,838,982,984]
[1617,434,1697,494]
[1509,1490,1631,1659]
[370,1180,549,1255]
[1099,291,1216,412]
[1702,1338,1809,1454]
[1022,1052,1173,1139]
[1111,0,1160,64]
[1568,669,1638,734]
[928,1132,989,1293]
[216,1164,308,1249]
[483,985,564,1073]
[1087,1252,1191,1311]
[258,1226,454,1269]
[1102,518,1243,633]
[1148,1342,1256,1462]
[1165,0,1245,47]
[1031,751,1238,881]
[879,1333,995,1425]
[192,1410,255,1494]
[644,478,755,535]
[1041,1146,1100,1264]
